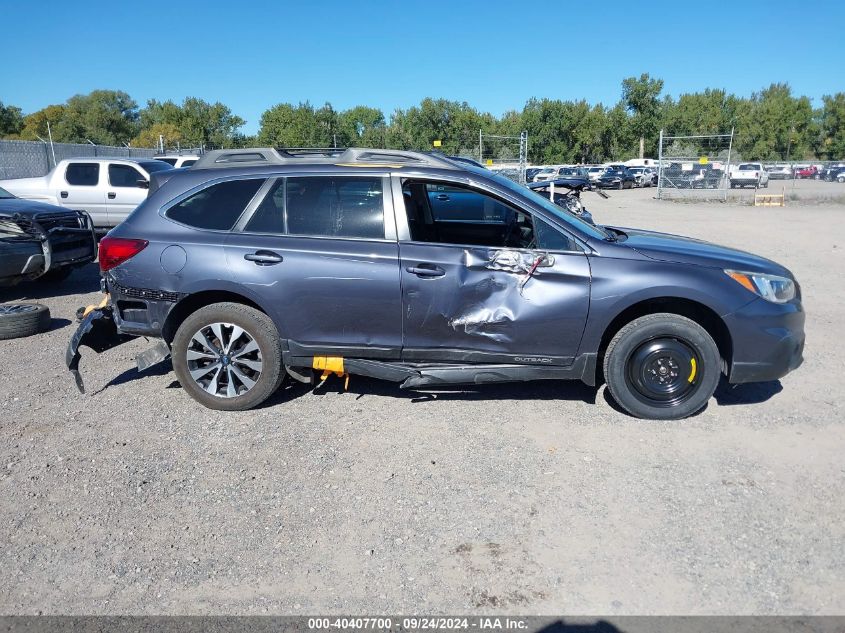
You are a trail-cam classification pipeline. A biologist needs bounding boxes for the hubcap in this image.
[626,337,700,408]
[186,322,263,398]
[0,304,38,315]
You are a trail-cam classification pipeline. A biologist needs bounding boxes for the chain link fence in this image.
[657,130,734,200]
[0,140,162,180]
[478,131,528,184]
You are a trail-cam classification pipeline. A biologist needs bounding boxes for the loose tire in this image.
[0,303,51,340]
[603,313,721,420]
[172,302,285,411]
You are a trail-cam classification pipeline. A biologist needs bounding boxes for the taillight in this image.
[98,237,148,272]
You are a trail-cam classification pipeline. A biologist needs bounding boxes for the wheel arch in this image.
[162,289,269,344]
[594,296,733,382]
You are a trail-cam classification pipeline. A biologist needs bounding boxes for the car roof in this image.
[189,147,462,172]
[61,157,170,165]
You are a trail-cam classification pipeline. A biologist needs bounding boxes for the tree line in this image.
[1,75,844,163]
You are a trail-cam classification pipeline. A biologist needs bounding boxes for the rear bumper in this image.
[726,297,805,384]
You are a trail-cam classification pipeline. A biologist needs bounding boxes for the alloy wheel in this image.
[185,322,263,398]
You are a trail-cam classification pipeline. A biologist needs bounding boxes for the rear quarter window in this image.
[166,178,265,231]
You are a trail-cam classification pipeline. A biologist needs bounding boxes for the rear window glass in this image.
[140,161,173,173]
[65,163,99,186]
[167,178,265,230]
[285,176,384,239]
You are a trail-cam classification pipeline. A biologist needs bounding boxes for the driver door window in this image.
[402,180,578,252]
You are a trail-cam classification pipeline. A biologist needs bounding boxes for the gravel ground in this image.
[1,180,843,615]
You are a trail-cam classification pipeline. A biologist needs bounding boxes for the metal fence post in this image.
[724,127,734,202]
[657,129,664,200]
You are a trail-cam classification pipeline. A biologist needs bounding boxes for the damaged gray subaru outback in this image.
[66,148,805,420]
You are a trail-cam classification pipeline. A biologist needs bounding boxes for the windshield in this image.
[478,168,610,240]
[140,160,175,173]
[0,186,15,199]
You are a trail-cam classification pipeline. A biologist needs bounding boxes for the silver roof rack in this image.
[190,147,460,170]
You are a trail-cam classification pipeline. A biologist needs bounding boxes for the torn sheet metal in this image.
[136,340,171,372]
[444,249,551,343]
[66,307,133,394]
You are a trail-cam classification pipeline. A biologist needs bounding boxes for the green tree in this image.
[139,97,245,148]
[0,101,24,137]
[622,73,664,158]
[56,90,138,145]
[385,98,493,155]
[818,93,845,160]
[131,122,183,149]
[734,84,815,160]
[18,105,68,141]
[258,102,328,147]
[338,106,387,148]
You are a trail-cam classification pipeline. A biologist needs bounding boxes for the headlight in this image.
[725,270,795,303]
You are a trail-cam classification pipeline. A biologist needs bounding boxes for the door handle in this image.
[60,191,68,199]
[406,264,445,277]
[107,192,116,199]
[435,194,450,201]
[244,250,283,265]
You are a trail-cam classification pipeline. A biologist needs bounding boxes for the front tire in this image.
[172,302,285,411]
[603,313,721,420]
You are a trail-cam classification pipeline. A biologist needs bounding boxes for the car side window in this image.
[180,159,197,168]
[65,163,99,186]
[166,178,265,231]
[404,180,579,251]
[108,164,144,188]
[285,176,384,239]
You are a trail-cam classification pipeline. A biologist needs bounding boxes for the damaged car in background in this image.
[1,185,96,286]
[67,148,804,420]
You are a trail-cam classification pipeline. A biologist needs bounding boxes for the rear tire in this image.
[603,313,721,420]
[0,303,51,340]
[172,302,285,411]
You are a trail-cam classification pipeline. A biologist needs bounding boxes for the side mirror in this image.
[536,253,555,267]
[137,179,150,189]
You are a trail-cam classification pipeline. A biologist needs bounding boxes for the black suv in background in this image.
[68,148,804,420]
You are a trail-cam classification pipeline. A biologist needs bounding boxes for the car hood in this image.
[0,197,68,217]
[610,226,792,277]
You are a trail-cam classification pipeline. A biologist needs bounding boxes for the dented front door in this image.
[399,243,591,365]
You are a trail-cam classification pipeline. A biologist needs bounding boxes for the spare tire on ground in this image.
[0,303,51,340]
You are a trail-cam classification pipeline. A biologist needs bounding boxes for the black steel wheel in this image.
[603,313,721,420]
[625,337,701,408]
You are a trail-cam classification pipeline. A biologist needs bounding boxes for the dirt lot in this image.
[1,180,843,615]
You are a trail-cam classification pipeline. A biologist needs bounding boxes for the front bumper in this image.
[726,297,805,384]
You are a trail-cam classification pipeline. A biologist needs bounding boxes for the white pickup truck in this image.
[0,158,173,230]
[730,162,769,189]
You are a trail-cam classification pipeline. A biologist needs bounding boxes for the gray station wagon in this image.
[67,148,805,419]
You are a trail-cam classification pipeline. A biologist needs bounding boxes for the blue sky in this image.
[2,0,843,135]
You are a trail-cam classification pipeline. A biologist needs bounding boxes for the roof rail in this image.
[189,147,460,170]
